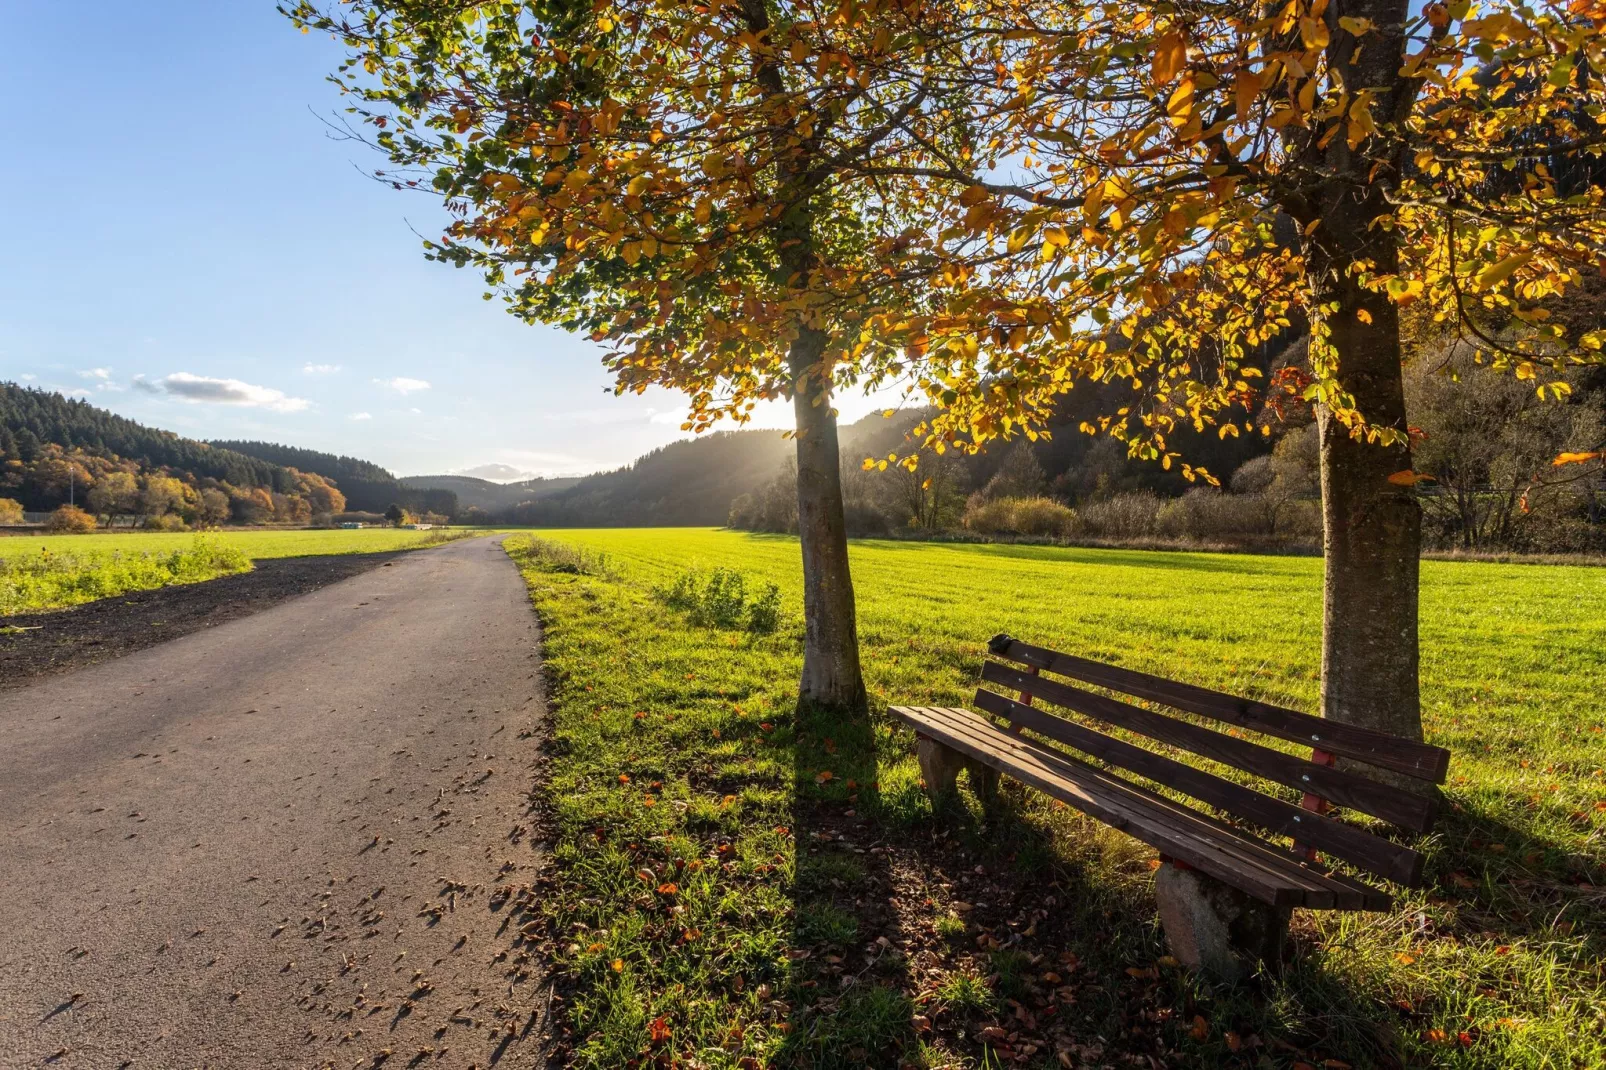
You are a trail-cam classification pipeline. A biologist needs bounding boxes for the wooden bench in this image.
[890,634,1450,979]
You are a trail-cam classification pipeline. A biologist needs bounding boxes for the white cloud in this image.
[375,376,431,394]
[303,362,342,375]
[19,373,36,381]
[348,411,372,421]
[78,367,112,380]
[133,372,310,413]
[649,409,685,425]
[408,407,422,414]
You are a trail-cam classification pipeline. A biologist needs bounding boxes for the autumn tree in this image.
[285,0,1056,712]
[87,470,138,524]
[837,0,1606,742]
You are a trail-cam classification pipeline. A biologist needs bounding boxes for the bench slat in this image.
[897,706,1326,907]
[893,705,1390,911]
[989,636,1450,783]
[974,688,1423,887]
[981,661,1437,832]
[909,705,1390,913]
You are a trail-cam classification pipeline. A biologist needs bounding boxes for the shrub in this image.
[1011,496,1080,536]
[746,582,782,634]
[962,495,1079,537]
[658,568,784,632]
[1078,491,1163,537]
[45,505,97,533]
[0,498,23,526]
[141,513,188,532]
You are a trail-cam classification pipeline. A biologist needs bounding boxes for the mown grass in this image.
[507,528,1606,1070]
[0,528,473,614]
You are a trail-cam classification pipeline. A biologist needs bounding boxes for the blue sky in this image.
[0,3,892,479]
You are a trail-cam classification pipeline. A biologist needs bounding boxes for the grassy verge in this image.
[0,536,252,616]
[508,529,1606,1070]
[0,528,474,615]
[0,526,475,559]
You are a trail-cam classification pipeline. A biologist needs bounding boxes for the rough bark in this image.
[789,328,868,712]
[1294,0,1425,744]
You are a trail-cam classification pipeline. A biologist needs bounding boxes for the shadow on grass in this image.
[778,701,917,1069]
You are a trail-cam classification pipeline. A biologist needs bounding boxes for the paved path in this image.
[0,536,550,1070]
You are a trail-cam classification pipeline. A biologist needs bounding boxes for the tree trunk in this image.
[788,326,867,713]
[1307,211,1424,745]
[1293,0,1425,746]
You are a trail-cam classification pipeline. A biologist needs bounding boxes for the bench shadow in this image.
[1418,795,1606,956]
[777,700,917,1069]
[868,767,1426,1068]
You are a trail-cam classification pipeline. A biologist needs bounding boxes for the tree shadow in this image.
[777,700,918,1069]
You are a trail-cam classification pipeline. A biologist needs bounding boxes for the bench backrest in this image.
[977,635,1451,887]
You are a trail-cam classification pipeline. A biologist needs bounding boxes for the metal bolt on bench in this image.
[891,633,1450,981]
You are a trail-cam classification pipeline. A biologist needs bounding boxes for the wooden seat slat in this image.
[894,705,1391,911]
[918,703,1394,912]
[989,636,1451,783]
[973,688,1424,887]
[980,661,1437,833]
[909,705,1392,912]
[896,706,1324,908]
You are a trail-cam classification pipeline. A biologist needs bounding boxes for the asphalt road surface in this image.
[0,536,551,1070]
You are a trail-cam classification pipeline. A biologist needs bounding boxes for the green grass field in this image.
[0,528,473,615]
[507,528,1606,1069]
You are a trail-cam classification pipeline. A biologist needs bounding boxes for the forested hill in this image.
[398,474,582,512]
[210,440,412,514]
[2,383,289,489]
[502,429,795,526]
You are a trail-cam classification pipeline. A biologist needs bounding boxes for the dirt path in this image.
[0,536,551,1070]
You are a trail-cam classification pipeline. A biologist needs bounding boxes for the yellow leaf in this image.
[1338,15,1375,34]
[1475,252,1533,291]
[1152,31,1188,85]
[1553,451,1601,467]
[1356,308,1373,324]
[1299,16,1329,48]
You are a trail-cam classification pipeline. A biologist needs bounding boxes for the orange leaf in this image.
[1151,31,1188,85]
[648,1016,672,1044]
[1189,1014,1209,1041]
[1387,470,1434,486]
[657,882,678,895]
[1553,451,1601,467]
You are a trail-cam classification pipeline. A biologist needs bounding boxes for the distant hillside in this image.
[0,384,347,523]
[3,384,290,492]
[399,474,582,512]
[509,429,795,526]
[213,440,456,516]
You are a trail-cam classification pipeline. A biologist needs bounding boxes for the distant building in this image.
[340,522,364,529]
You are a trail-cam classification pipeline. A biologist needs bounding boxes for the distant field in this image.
[511,527,1606,1069]
[0,528,475,615]
[0,527,474,560]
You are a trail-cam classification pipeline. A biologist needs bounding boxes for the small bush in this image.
[522,537,615,576]
[141,513,188,532]
[746,582,782,634]
[45,505,97,533]
[962,495,1078,537]
[1078,491,1163,537]
[658,568,785,633]
[0,498,23,526]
